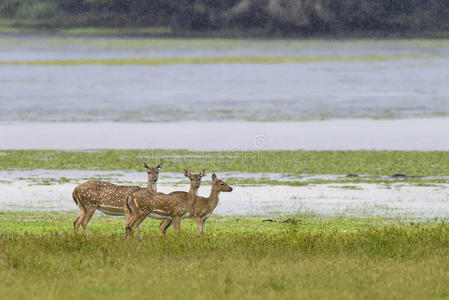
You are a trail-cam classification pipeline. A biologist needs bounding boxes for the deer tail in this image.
[125,188,140,216]
[72,191,78,206]
[126,196,135,216]
[72,189,84,208]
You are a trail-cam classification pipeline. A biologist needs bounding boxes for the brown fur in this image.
[72,162,162,236]
[124,169,206,238]
[161,173,233,234]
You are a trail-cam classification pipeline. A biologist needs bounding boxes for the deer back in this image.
[127,189,192,218]
[74,180,139,209]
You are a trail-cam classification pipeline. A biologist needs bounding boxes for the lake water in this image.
[2,37,448,218]
[1,37,449,122]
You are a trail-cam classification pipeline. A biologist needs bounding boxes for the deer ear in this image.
[200,169,207,177]
[144,163,149,169]
[156,162,162,169]
[184,169,191,178]
[212,173,217,181]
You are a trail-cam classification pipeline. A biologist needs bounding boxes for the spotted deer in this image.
[72,162,162,237]
[161,173,232,235]
[124,169,206,238]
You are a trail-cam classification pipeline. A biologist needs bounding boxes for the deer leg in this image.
[127,214,146,239]
[195,217,205,235]
[158,220,166,234]
[172,216,181,234]
[73,193,85,233]
[164,220,173,233]
[81,207,97,235]
[125,212,143,238]
[200,219,206,235]
[159,219,172,235]
[125,214,136,237]
[73,209,85,233]
[129,215,147,240]
[137,224,143,240]
[125,223,133,237]
[73,214,83,233]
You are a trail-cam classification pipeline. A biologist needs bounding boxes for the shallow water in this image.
[0,169,302,184]
[0,169,380,185]
[1,169,447,185]
[2,38,449,60]
[1,179,448,219]
[0,170,448,219]
[1,37,448,122]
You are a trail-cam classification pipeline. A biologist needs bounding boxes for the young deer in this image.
[72,162,162,237]
[124,169,206,238]
[161,173,232,234]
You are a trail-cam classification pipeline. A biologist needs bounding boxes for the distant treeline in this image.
[1,0,449,36]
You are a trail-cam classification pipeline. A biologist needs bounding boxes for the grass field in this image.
[0,150,448,178]
[0,212,448,299]
[1,150,448,298]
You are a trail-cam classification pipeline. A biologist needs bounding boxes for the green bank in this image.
[0,150,448,176]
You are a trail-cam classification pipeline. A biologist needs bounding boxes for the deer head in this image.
[211,173,233,192]
[184,169,206,191]
[145,162,162,185]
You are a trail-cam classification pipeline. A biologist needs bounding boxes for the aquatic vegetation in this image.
[0,55,436,66]
[59,26,172,36]
[1,36,449,51]
[0,150,448,178]
[225,177,449,187]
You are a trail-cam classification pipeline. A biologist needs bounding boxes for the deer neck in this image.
[147,178,157,193]
[188,184,199,203]
[207,186,220,211]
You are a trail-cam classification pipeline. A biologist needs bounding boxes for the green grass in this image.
[225,177,449,186]
[0,55,437,66]
[1,36,449,50]
[0,150,448,177]
[0,23,171,36]
[0,212,448,299]
[59,26,172,36]
[0,211,398,234]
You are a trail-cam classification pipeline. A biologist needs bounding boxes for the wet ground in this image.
[1,170,448,219]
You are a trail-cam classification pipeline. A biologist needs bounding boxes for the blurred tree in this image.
[0,0,22,17]
[14,0,58,19]
[224,0,270,28]
[55,0,87,13]
[0,0,448,36]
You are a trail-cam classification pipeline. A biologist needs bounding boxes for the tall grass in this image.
[0,220,448,299]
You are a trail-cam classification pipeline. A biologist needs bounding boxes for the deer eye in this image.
[221,183,224,186]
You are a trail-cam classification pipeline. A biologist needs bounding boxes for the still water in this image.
[1,37,448,122]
